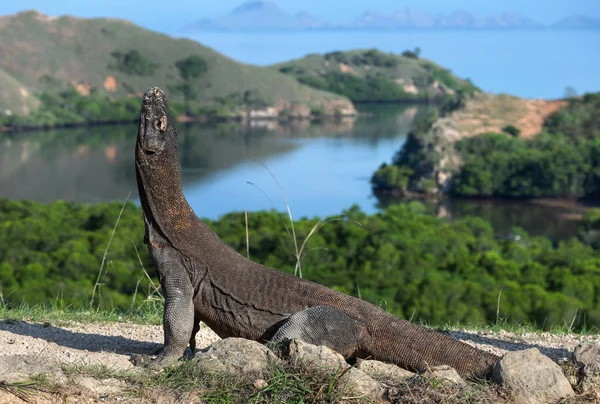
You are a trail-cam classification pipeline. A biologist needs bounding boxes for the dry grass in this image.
[438,93,568,140]
[0,358,513,404]
[384,375,509,404]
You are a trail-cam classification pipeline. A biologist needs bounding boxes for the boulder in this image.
[195,337,280,378]
[286,339,348,377]
[337,367,385,403]
[425,365,466,387]
[492,348,574,404]
[572,342,600,397]
[355,359,414,382]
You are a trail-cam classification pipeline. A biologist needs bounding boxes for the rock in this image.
[72,375,127,395]
[337,367,385,403]
[285,340,385,402]
[0,355,66,385]
[572,342,600,395]
[249,107,279,120]
[253,378,268,390]
[355,359,414,382]
[195,338,280,378]
[287,339,348,377]
[492,348,575,404]
[426,365,466,386]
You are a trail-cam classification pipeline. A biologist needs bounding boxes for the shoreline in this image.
[0,96,460,135]
[0,110,367,135]
[374,189,597,214]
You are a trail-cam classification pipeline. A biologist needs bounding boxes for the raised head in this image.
[136,87,178,161]
[135,87,197,247]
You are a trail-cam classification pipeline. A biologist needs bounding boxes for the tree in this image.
[173,55,208,116]
[401,47,421,59]
[175,55,208,81]
[502,124,521,138]
[109,50,158,76]
[564,86,578,99]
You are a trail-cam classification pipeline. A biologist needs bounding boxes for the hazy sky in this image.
[0,0,597,33]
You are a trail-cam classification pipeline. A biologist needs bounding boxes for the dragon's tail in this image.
[366,313,500,380]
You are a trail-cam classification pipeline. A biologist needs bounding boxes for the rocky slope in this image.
[372,92,570,196]
[424,93,567,191]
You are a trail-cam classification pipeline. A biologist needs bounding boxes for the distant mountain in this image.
[182,1,598,32]
[182,1,326,31]
[551,15,600,29]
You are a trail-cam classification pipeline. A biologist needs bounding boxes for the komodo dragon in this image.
[133,87,501,380]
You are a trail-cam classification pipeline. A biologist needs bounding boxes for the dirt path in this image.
[0,320,597,370]
[0,320,220,370]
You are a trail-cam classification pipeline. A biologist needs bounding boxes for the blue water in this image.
[187,30,600,100]
[186,135,403,220]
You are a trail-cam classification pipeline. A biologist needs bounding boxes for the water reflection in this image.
[0,124,295,202]
[0,105,423,213]
[377,194,593,241]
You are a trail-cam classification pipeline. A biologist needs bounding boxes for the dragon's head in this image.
[136,87,178,160]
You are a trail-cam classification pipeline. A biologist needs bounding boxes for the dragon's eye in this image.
[154,115,167,132]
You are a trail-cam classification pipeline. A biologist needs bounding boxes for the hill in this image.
[371,92,600,199]
[270,49,480,103]
[0,67,40,115]
[0,10,355,130]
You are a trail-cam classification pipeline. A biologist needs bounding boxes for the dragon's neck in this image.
[135,149,197,248]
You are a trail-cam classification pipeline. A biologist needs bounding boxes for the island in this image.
[0,10,356,132]
[371,91,600,200]
[271,48,479,103]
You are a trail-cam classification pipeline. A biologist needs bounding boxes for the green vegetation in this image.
[171,55,208,115]
[272,48,480,103]
[452,93,600,198]
[451,132,600,198]
[0,302,163,326]
[577,208,600,249]
[402,47,421,59]
[299,72,426,103]
[502,124,521,138]
[1,198,599,332]
[0,88,142,130]
[0,10,351,131]
[544,92,600,141]
[372,92,600,199]
[109,49,158,76]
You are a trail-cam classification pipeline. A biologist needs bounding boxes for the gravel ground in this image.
[0,320,220,370]
[0,320,597,370]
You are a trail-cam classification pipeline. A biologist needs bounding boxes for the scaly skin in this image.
[133,87,501,379]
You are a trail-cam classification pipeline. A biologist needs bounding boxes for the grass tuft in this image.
[0,301,163,326]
